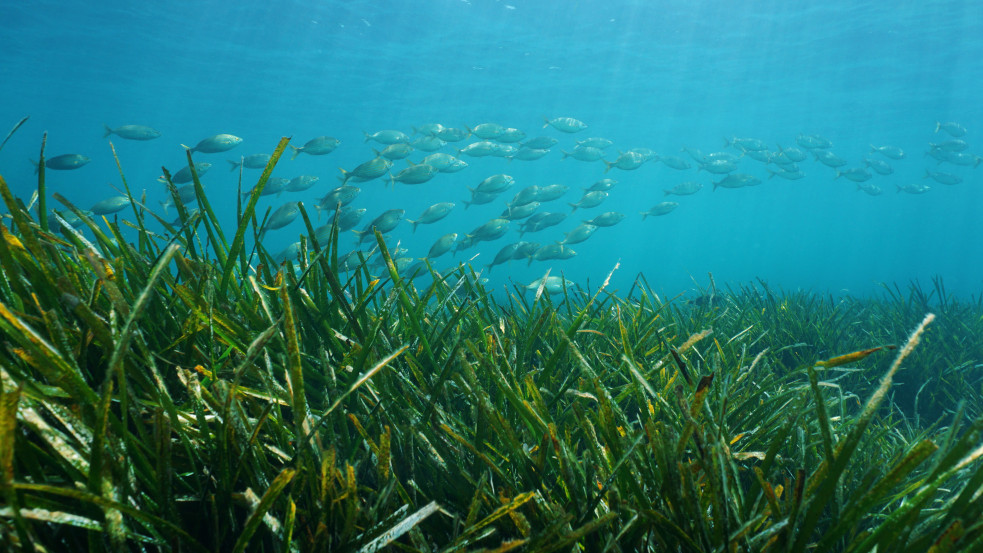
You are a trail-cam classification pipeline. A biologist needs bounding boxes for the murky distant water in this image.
[2,0,981,297]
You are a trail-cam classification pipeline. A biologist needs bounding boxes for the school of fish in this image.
[39,117,980,292]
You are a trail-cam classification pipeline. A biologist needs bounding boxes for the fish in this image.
[562,146,605,162]
[568,191,608,212]
[813,150,847,168]
[509,185,542,207]
[725,137,768,151]
[490,144,519,158]
[500,201,540,220]
[543,116,588,133]
[869,144,905,159]
[411,135,445,151]
[436,127,470,142]
[472,174,514,194]
[487,242,521,272]
[561,223,598,245]
[265,202,301,231]
[466,218,510,243]
[497,128,527,143]
[923,170,962,185]
[834,168,872,182]
[795,134,833,149]
[766,168,805,180]
[536,184,569,202]
[698,159,738,174]
[864,158,893,175]
[585,211,626,227]
[856,183,882,196]
[585,178,617,192]
[227,154,271,171]
[938,151,982,167]
[390,163,438,185]
[525,275,576,295]
[522,136,558,150]
[287,175,319,192]
[428,233,458,258]
[103,124,160,141]
[658,155,691,170]
[519,212,566,235]
[363,130,410,144]
[935,121,967,137]
[512,242,540,261]
[327,207,366,232]
[182,134,242,154]
[339,157,393,184]
[353,209,405,242]
[441,158,470,173]
[160,184,197,214]
[315,186,360,212]
[577,137,614,149]
[290,136,340,159]
[776,145,807,162]
[742,149,772,163]
[90,195,132,215]
[713,173,761,190]
[896,183,931,194]
[166,162,212,184]
[35,153,90,173]
[626,147,659,162]
[604,151,648,172]
[469,123,506,139]
[664,181,703,196]
[640,202,678,220]
[929,139,968,153]
[508,148,550,161]
[275,242,304,263]
[241,177,289,199]
[407,202,454,231]
[413,123,445,135]
[421,152,465,172]
[462,190,500,209]
[457,141,499,157]
[374,143,415,160]
[529,244,577,264]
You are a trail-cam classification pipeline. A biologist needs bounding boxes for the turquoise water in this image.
[2,0,982,297]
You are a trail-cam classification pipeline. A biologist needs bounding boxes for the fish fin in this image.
[935,121,941,133]
[227,160,241,172]
[289,145,302,160]
[180,144,193,151]
[159,200,170,215]
[103,125,114,138]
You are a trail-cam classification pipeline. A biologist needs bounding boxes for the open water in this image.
[2,0,982,297]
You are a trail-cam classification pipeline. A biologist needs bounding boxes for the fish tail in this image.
[407,219,418,233]
[663,189,671,196]
[542,116,550,128]
[895,184,902,193]
[103,125,114,138]
[227,160,241,172]
[462,200,471,210]
[712,180,720,191]
[30,159,39,174]
[568,203,578,213]
[640,212,648,221]
[159,200,170,215]
[180,144,193,152]
[289,145,302,160]
[766,169,776,179]
[363,131,372,142]
[923,169,930,179]
[834,171,842,179]
[870,144,877,153]
[935,121,941,133]
[562,150,570,159]
[602,160,614,173]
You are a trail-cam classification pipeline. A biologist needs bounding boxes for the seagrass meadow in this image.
[3,137,983,552]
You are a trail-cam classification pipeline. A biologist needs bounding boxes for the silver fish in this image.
[407,202,454,231]
[287,175,319,192]
[103,124,160,141]
[664,181,703,196]
[869,144,905,159]
[543,116,587,133]
[641,202,678,220]
[428,233,458,258]
[568,191,608,212]
[562,223,598,245]
[363,130,410,144]
[90,195,132,215]
[290,136,340,159]
[935,121,967,137]
[375,143,415,160]
[227,154,271,171]
[37,154,90,173]
[182,134,242,154]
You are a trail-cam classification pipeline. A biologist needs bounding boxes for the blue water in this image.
[2,0,982,298]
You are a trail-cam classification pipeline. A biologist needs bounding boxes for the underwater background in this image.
[2,0,982,297]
